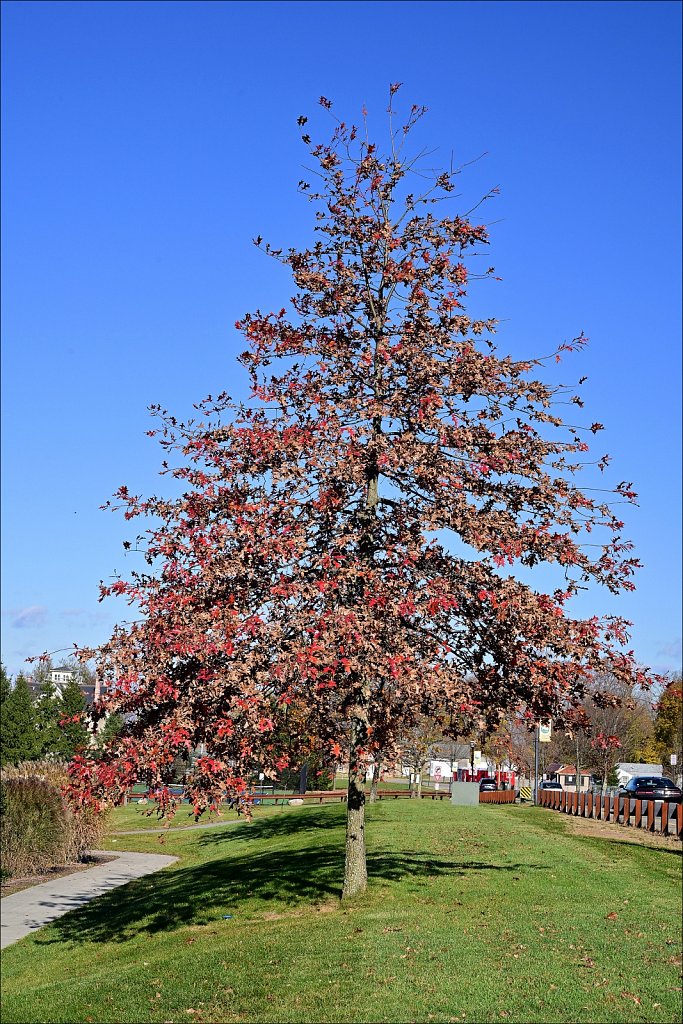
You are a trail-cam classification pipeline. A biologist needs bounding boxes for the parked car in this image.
[620,777,682,802]
[539,780,564,791]
[479,778,498,792]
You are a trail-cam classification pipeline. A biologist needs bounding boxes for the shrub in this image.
[0,776,69,878]
[0,761,107,876]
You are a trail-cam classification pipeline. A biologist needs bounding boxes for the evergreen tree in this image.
[0,673,39,766]
[55,678,90,759]
[97,712,124,749]
[34,680,64,757]
[0,663,11,706]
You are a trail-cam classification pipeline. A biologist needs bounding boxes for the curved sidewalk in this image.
[1,849,177,949]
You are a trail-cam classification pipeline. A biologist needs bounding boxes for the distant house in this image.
[546,763,592,792]
[28,666,100,706]
[614,762,663,786]
[50,667,76,691]
[426,742,472,781]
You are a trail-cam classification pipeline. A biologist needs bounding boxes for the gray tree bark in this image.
[369,759,381,803]
[342,718,368,899]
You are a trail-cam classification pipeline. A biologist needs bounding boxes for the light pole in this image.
[470,740,476,782]
[533,726,539,805]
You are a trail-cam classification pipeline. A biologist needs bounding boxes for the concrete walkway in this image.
[0,849,177,949]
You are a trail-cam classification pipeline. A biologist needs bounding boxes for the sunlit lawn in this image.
[1,802,681,1023]
[107,801,278,832]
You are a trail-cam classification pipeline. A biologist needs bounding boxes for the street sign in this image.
[670,754,678,766]
[538,722,552,743]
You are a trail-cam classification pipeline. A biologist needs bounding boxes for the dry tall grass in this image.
[0,760,107,877]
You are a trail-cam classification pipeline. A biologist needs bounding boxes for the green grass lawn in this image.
[1,802,681,1023]
[107,802,257,832]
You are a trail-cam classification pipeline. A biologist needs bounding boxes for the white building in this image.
[49,667,76,695]
[615,762,663,786]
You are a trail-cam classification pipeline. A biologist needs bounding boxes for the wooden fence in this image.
[479,790,516,804]
[539,789,683,839]
[252,788,453,805]
[137,786,503,807]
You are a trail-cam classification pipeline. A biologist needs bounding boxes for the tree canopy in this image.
[1,673,39,767]
[70,90,656,897]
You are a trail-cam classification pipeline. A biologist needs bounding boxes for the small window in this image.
[565,775,575,785]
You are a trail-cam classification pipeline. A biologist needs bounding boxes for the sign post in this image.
[534,722,552,804]
[534,727,539,804]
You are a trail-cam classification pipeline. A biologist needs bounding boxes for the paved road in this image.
[0,849,178,949]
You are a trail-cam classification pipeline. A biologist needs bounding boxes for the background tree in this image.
[398,717,442,797]
[580,673,657,786]
[55,678,90,760]
[0,664,11,706]
[30,656,54,694]
[34,678,63,757]
[546,671,659,788]
[70,90,656,899]
[0,673,39,766]
[654,674,682,780]
[96,712,124,750]
[507,718,538,782]
[480,721,513,783]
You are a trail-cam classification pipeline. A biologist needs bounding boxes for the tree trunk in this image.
[369,759,381,803]
[342,718,368,900]
[342,338,381,898]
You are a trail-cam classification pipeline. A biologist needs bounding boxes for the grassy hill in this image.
[1,801,681,1023]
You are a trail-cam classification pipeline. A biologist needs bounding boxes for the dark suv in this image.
[479,778,498,792]
[620,777,682,802]
[539,780,564,792]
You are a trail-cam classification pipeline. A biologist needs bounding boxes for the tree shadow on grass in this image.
[203,804,350,843]
[38,811,548,946]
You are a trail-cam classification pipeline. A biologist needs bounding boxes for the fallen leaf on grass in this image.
[605,911,619,921]
[620,992,642,1004]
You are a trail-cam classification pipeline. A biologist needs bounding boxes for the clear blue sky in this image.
[1,1,681,679]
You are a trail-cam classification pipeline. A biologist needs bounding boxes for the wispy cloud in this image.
[60,608,109,626]
[657,638,682,662]
[5,606,49,629]
[659,634,679,659]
